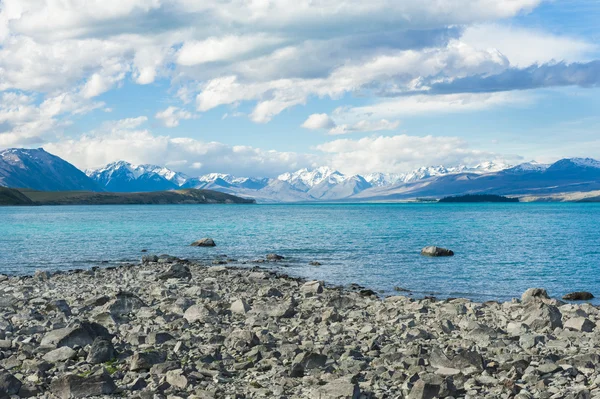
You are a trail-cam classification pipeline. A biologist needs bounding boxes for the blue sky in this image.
[0,0,599,177]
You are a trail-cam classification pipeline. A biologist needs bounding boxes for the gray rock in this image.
[429,348,484,373]
[563,292,594,301]
[42,347,77,363]
[523,303,563,330]
[420,246,454,257]
[312,378,360,398]
[266,253,285,261]
[191,238,216,247]
[130,351,166,371]
[158,263,191,280]
[230,299,251,315]
[183,304,215,323]
[166,369,188,389]
[408,379,440,399]
[225,330,259,351]
[0,371,22,396]
[141,254,159,264]
[102,291,146,321]
[86,338,116,364]
[300,280,323,294]
[50,371,117,398]
[147,331,175,345]
[521,288,549,302]
[564,317,595,332]
[41,322,111,348]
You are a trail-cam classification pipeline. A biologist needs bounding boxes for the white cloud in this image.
[302,114,336,130]
[155,106,194,128]
[176,35,284,66]
[329,119,400,135]
[316,134,520,175]
[43,117,317,177]
[331,92,532,122]
[462,24,598,67]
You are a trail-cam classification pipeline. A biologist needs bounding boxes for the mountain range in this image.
[2,147,600,202]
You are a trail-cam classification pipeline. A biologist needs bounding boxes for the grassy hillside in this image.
[0,187,34,205]
[1,188,255,205]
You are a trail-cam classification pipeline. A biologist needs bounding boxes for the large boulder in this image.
[0,371,22,396]
[523,302,563,331]
[101,292,146,322]
[563,292,594,301]
[41,322,111,348]
[420,246,454,257]
[50,371,116,398]
[429,348,484,374]
[42,347,77,363]
[130,351,166,371]
[564,317,595,332]
[183,304,216,323]
[522,288,550,303]
[191,238,216,247]
[86,338,116,364]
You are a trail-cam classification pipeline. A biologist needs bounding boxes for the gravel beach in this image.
[0,255,598,399]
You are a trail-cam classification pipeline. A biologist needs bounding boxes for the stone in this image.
[309,261,322,266]
[230,299,251,315]
[166,369,188,389]
[564,317,595,332]
[408,379,440,399]
[102,291,146,321]
[191,238,216,247]
[130,351,166,371]
[184,304,215,323]
[225,330,259,351]
[0,371,22,396]
[523,303,563,330]
[521,288,549,302]
[50,371,117,399]
[420,246,454,257]
[563,292,594,301]
[86,338,116,364]
[34,270,51,282]
[429,348,484,373]
[266,253,285,261]
[142,254,159,264]
[147,331,175,345]
[300,280,323,294]
[158,264,191,280]
[312,378,360,399]
[41,322,111,348]
[42,347,77,363]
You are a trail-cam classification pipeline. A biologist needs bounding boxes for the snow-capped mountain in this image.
[86,161,186,192]
[278,167,342,191]
[364,173,405,187]
[0,148,100,191]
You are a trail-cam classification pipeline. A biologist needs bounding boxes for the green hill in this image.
[0,188,255,206]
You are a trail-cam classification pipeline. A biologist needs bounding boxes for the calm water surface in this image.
[1,203,599,303]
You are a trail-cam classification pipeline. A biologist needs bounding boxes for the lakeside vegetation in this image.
[0,187,255,206]
[439,194,519,203]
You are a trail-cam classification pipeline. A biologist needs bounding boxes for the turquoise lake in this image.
[1,203,599,303]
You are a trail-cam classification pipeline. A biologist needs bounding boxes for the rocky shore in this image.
[0,256,599,399]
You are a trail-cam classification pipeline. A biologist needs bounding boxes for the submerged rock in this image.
[266,253,285,261]
[191,238,216,247]
[420,246,454,257]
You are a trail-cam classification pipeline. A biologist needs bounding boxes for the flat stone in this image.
[40,322,111,348]
[42,347,77,363]
[312,378,360,398]
[564,317,595,332]
[230,299,251,315]
[50,371,116,399]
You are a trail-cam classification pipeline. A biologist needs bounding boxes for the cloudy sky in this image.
[0,0,599,177]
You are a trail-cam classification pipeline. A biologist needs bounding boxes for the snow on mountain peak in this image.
[569,158,600,169]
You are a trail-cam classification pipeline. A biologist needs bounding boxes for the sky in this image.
[0,0,599,177]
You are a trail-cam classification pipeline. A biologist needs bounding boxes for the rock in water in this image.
[191,238,216,247]
[563,291,594,301]
[420,246,454,257]
[50,371,116,398]
[266,253,285,261]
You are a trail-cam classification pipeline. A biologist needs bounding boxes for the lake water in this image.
[1,203,599,303]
